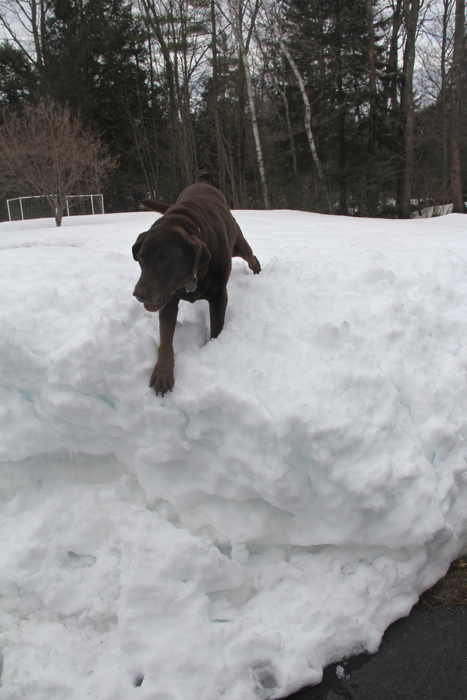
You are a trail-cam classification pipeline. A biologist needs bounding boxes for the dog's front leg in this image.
[209,289,228,339]
[150,296,180,395]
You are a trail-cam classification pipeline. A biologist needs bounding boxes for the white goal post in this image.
[7,194,105,222]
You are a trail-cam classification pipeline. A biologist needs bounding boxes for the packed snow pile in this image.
[1,209,467,700]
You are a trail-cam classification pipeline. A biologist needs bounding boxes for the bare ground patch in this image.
[416,558,467,609]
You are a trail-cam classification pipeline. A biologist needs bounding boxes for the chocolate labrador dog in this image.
[133,183,261,395]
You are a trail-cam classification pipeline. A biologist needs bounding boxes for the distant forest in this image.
[0,0,466,218]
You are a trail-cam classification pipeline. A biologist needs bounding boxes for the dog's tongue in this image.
[144,302,161,312]
[142,296,170,313]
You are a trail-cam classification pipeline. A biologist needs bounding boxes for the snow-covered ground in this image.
[413,202,455,218]
[1,209,467,700]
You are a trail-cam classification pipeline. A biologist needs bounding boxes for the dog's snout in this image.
[133,286,150,303]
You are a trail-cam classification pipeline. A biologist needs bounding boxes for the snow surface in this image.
[1,209,467,700]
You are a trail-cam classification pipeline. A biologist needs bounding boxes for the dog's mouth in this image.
[143,296,171,313]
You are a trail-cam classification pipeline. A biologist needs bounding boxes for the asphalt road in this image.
[283,603,467,700]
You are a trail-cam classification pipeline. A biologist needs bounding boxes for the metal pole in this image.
[19,198,24,220]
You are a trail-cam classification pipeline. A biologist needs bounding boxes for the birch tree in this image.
[227,0,270,208]
[365,0,378,215]
[400,0,421,218]
[450,0,465,213]
[138,0,211,188]
[211,0,227,194]
[262,0,324,183]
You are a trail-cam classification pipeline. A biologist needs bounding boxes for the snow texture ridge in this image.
[1,210,467,699]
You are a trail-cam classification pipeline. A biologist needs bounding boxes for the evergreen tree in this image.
[282,0,376,213]
[0,42,38,108]
[40,0,162,209]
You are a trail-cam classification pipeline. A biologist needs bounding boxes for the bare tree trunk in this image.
[365,0,378,216]
[30,0,43,68]
[0,0,50,68]
[243,50,269,208]
[262,0,324,183]
[211,0,226,194]
[382,0,403,118]
[335,7,348,216]
[47,194,64,227]
[400,0,420,219]
[440,0,453,195]
[236,48,246,206]
[228,0,270,209]
[276,82,297,173]
[172,35,191,184]
[450,0,465,213]
[180,15,199,185]
[381,0,404,211]
[140,0,179,188]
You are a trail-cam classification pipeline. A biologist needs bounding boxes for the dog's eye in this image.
[157,257,170,266]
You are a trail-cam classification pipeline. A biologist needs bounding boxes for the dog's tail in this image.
[141,199,171,214]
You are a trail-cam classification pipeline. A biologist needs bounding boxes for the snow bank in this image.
[1,210,467,699]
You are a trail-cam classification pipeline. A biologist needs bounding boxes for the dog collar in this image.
[186,271,198,293]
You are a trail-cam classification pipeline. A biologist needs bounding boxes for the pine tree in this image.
[41,0,160,209]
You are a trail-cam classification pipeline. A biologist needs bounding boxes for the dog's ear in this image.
[141,199,171,214]
[185,235,211,274]
[132,231,147,260]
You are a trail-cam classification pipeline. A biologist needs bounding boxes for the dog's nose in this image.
[133,287,149,303]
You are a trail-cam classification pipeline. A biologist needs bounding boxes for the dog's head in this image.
[132,215,211,312]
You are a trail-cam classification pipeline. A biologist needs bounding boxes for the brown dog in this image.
[133,183,261,395]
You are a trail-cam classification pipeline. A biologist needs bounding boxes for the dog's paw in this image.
[149,364,174,396]
[250,256,261,274]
